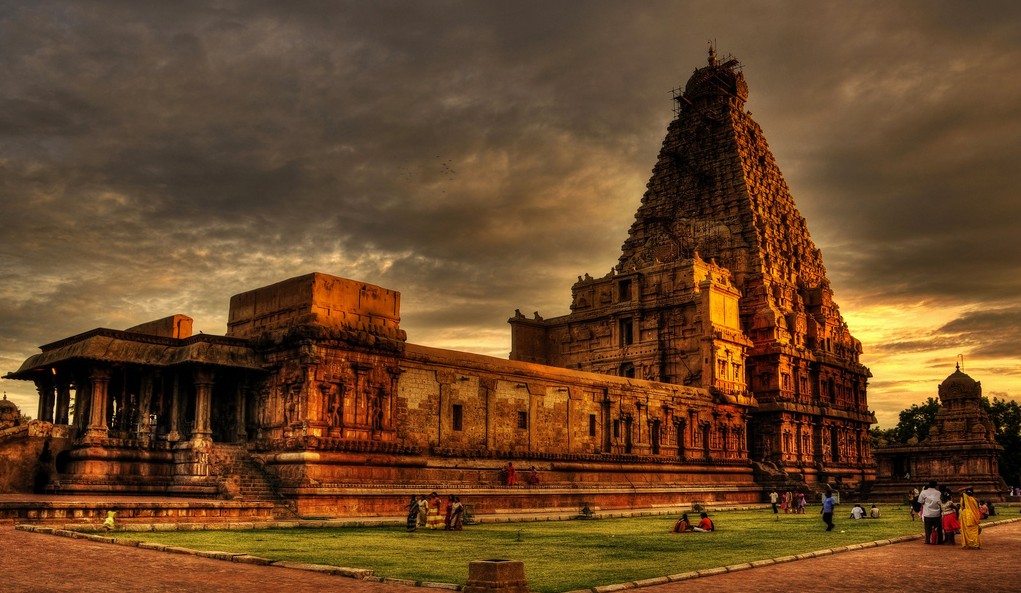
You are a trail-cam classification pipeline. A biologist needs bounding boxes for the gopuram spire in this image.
[511,51,874,488]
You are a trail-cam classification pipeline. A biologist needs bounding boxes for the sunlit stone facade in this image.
[511,50,874,488]
[4,51,875,515]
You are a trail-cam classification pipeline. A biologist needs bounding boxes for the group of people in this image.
[848,503,881,519]
[406,492,466,532]
[769,489,807,515]
[500,462,541,487]
[672,511,715,533]
[914,480,983,549]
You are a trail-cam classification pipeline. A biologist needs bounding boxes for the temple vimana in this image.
[2,51,875,517]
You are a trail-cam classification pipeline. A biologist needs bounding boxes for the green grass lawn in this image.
[117,506,948,592]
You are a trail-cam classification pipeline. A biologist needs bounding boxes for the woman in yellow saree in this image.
[958,488,981,549]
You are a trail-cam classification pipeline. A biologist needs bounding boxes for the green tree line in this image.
[871,397,1021,488]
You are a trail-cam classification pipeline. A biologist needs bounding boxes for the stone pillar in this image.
[167,374,182,442]
[191,368,214,443]
[83,367,111,442]
[36,375,55,423]
[463,560,529,593]
[55,379,71,425]
[234,382,248,443]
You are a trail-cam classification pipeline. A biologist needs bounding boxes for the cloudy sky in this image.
[2,1,1020,428]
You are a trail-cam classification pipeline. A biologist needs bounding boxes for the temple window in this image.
[619,318,634,346]
[452,404,463,431]
[617,279,632,302]
[516,411,528,430]
[589,414,597,437]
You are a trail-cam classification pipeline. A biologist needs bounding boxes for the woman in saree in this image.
[958,488,981,549]
[427,492,444,530]
[406,495,420,532]
[450,496,465,531]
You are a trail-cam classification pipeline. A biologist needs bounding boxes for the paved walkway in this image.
[4,519,1021,592]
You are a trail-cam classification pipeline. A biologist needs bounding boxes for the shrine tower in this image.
[511,49,874,487]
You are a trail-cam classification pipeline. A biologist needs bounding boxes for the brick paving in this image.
[4,518,1021,593]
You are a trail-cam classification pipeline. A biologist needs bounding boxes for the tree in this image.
[892,397,941,443]
[984,397,1021,488]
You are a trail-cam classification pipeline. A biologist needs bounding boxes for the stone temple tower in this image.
[510,49,874,487]
[874,366,1007,501]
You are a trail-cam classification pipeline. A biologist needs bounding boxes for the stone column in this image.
[234,382,248,443]
[54,375,71,425]
[83,367,111,442]
[191,368,215,443]
[167,374,182,442]
[36,375,55,423]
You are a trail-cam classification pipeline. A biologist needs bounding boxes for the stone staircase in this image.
[209,443,297,518]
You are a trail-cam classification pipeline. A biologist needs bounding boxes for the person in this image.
[986,500,997,516]
[979,501,989,519]
[527,466,540,487]
[908,488,920,521]
[692,511,714,532]
[102,510,116,531]
[850,504,865,519]
[505,462,517,487]
[917,481,943,544]
[821,490,836,531]
[940,491,960,546]
[427,492,444,530]
[450,497,465,531]
[443,495,454,530]
[782,491,792,514]
[796,491,806,514]
[958,488,981,549]
[769,490,779,515]
[672,513,692,533]
[869,504,881,518]
[406,495,420,531]
[417,494,429,527]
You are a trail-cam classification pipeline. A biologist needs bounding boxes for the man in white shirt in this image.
[917,481,943,544]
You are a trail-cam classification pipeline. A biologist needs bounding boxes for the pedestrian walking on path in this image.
[821,490,836,531]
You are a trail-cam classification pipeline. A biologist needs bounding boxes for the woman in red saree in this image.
[958,488,981,549]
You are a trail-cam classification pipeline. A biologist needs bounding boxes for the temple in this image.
[2,50,875,518]
[873,366,1008,501]
[511,48,874,487]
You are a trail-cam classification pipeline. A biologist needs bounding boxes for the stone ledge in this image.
[632,576,669,587]
[233,554,274,565]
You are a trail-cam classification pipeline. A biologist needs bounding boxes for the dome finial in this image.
[707,40,717,66]
[956,353,964,371]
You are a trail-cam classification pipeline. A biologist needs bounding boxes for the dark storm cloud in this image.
[3,0,1021,416]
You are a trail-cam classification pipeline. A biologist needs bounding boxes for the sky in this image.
[2,1,1020,429]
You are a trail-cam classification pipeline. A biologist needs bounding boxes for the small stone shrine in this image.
[874,365,1008,501]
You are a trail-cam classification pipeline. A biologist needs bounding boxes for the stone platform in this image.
[0,494,277,526]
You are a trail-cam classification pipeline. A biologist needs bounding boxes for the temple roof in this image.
[4,328,264,379]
